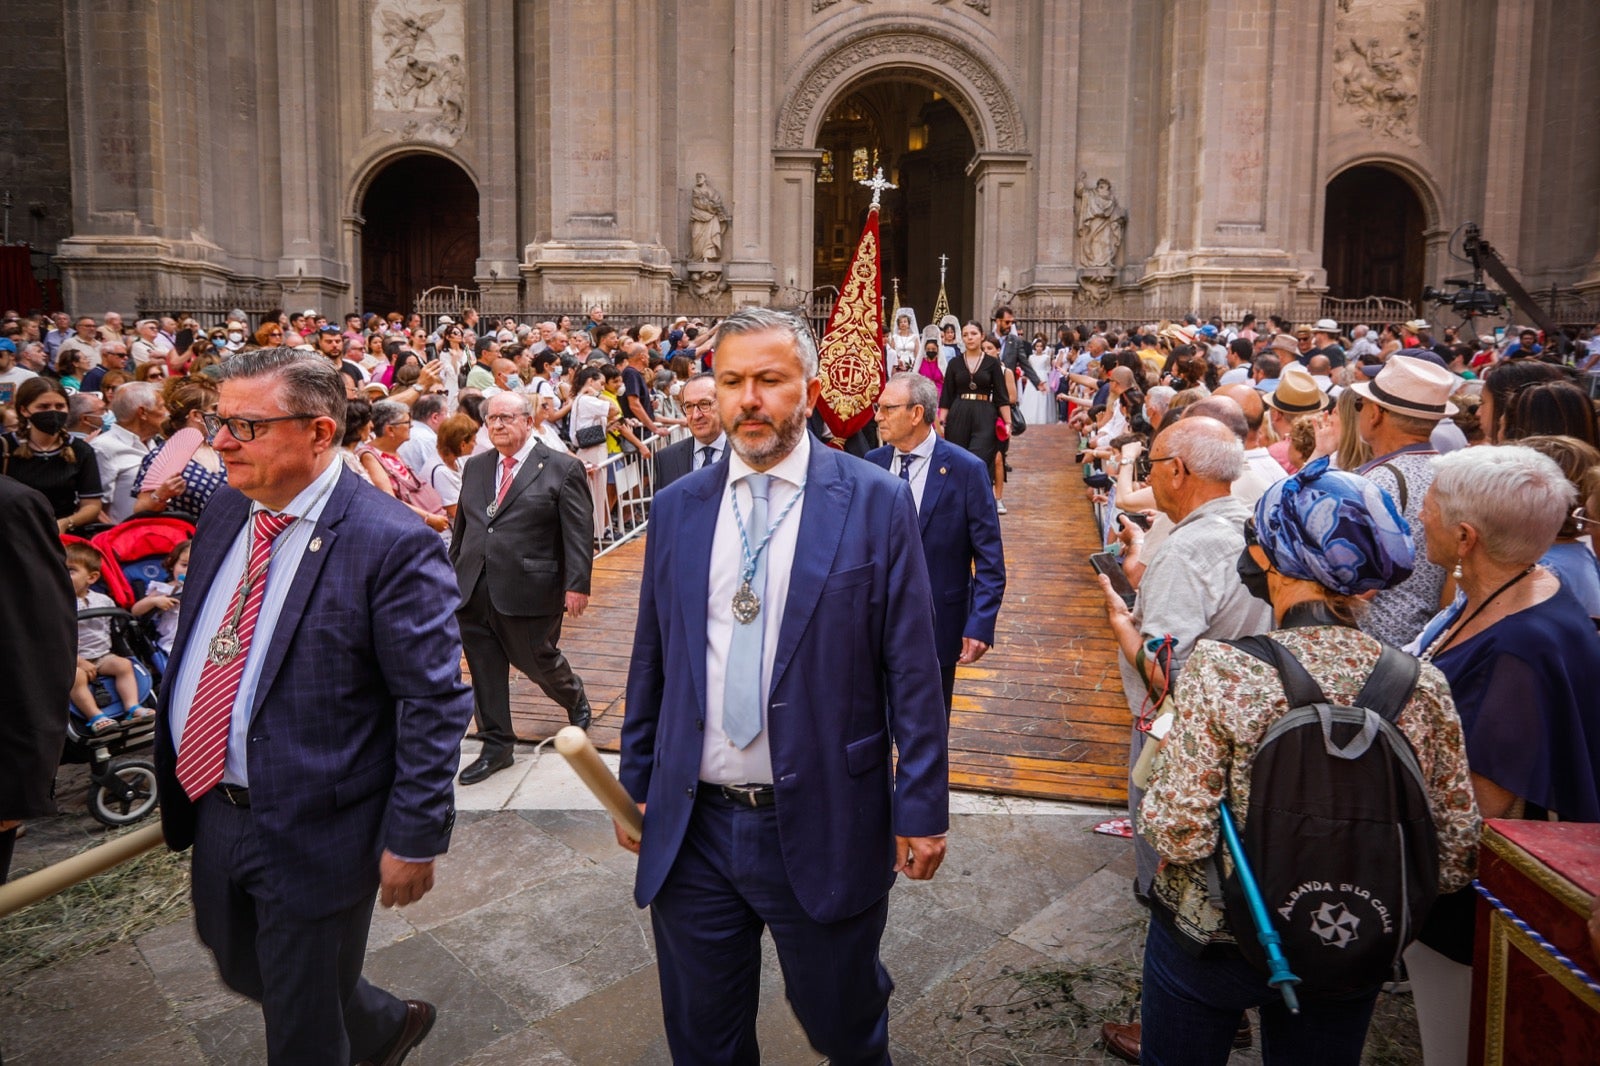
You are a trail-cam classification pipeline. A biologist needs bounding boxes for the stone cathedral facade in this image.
[25,0,1600,322]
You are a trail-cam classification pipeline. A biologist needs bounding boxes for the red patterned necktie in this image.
[493,454,517,509]
[174,510,297,800]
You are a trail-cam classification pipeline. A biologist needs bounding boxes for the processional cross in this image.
[860,167,897,207]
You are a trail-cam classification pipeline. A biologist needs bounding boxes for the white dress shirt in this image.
[494,434,540,499]
[91,424,155,522]
[701,431,810,785]
[166,457,343,787]
[397,422,437,478]
[892,429,938,512]
[694,432,729,470]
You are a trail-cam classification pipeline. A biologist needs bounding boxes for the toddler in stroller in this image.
[64,542,162,731]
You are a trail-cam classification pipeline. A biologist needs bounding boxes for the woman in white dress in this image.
[569,366,616,542]
[885,310,920,377]
[1019,335,1055,425]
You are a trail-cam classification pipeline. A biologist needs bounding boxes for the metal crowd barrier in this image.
[590,426,689,559]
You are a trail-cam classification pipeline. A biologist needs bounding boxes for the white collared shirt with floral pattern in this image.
[1140,625,1481,950]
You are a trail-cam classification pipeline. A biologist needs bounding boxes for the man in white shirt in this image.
[92,382,167,522]
[130,319,167,368]
[398,393,446,476]
[617,307,949,1064]
[57,316,104,369]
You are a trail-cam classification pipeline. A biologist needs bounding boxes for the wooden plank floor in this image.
[502,423,1129,804]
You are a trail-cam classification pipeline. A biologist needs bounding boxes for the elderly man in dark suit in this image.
[618,307,950,1064]
[155,349,473,1065]
[451,390,594,785]
[868,371,1006,712]
[653,371,728,490]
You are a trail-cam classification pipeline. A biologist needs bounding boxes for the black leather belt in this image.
[214,783,251,808]
[703,782,776,808]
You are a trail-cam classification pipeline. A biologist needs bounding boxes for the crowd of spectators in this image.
[1,304,721,546]
[1062,311,1600,1064]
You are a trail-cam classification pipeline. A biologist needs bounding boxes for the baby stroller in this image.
[59,529,187,826]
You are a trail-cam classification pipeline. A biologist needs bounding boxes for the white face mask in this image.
[228,331,244,343]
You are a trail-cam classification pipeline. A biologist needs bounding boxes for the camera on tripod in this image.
[1421,278,1505,317]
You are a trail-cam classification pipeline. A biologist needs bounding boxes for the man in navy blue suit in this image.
[868,372,1006,712]
[618,308,950,1064]
[155,349,473,1066]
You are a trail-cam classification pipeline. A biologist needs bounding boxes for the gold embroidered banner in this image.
[815,206,885,441]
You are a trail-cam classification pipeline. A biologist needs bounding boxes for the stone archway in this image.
[356,153,479,315]
[771,23,1024,315]
[775,24,1025,154]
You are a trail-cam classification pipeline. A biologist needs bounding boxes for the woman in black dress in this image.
[1,376,103,532]
[939,321,1013,510]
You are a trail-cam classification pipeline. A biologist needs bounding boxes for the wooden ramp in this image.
[505,424,1129,804]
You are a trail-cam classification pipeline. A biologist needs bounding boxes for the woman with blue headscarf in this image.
[1124,457,1480,1066]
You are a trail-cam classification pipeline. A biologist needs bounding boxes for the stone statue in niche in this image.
[373,2,466,144]
[689,174,731,263]
[1074,173,1127,271]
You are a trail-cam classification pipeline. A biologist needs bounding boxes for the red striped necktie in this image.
[174,510,297,800]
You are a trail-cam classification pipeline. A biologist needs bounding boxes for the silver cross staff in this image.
[938,253,949,284]
[860,166,897,208]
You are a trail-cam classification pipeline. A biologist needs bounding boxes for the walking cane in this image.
[1217,801,1301,1014]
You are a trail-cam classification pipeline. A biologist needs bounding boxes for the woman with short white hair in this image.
[1404,444,1600,1065]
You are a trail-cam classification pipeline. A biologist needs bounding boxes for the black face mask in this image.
[1236,545,1273,606]
[28,410,70,436]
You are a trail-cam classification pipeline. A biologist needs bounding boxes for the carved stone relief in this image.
[777,27,1023,152]
[816,1,992,12]
[1330,0,1424,146]
[371,1,467,146]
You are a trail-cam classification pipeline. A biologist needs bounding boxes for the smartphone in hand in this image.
[1090,552,1137,609]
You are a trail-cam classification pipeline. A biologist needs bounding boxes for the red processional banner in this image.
[814,205,885,441]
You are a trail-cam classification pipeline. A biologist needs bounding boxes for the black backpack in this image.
[1218,635,1439,996]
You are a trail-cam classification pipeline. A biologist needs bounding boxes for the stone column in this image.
[771,150,823,299]
[472,0,522,309]
[967,154,1030,316]
[522,0,671,305]
[1025,0,1081,298]
[726,0,777,303]
[1478,1,1536,273]
[57,0,236,310]
[274,0,344,309]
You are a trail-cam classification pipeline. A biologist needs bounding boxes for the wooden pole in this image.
[0,823,165,919]
[554,726,643,842]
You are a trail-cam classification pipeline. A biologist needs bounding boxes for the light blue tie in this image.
[723,473,769,749]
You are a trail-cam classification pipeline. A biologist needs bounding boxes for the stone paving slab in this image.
[4,802,1418,1063]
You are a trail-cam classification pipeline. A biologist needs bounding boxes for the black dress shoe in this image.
[458,751,513,785]
[360,1000,436,1066]
[568,693,593,731]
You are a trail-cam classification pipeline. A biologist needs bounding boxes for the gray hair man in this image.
[652,372,728,489]
[617,306,949,1063]
[869,371,1006,712]
[1096,416,1272,896]
[90,381,167,522]
[155,347,470,1065]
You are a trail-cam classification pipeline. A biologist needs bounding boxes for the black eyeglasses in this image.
[203,412,317,441]
[1147,454,1179,468]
